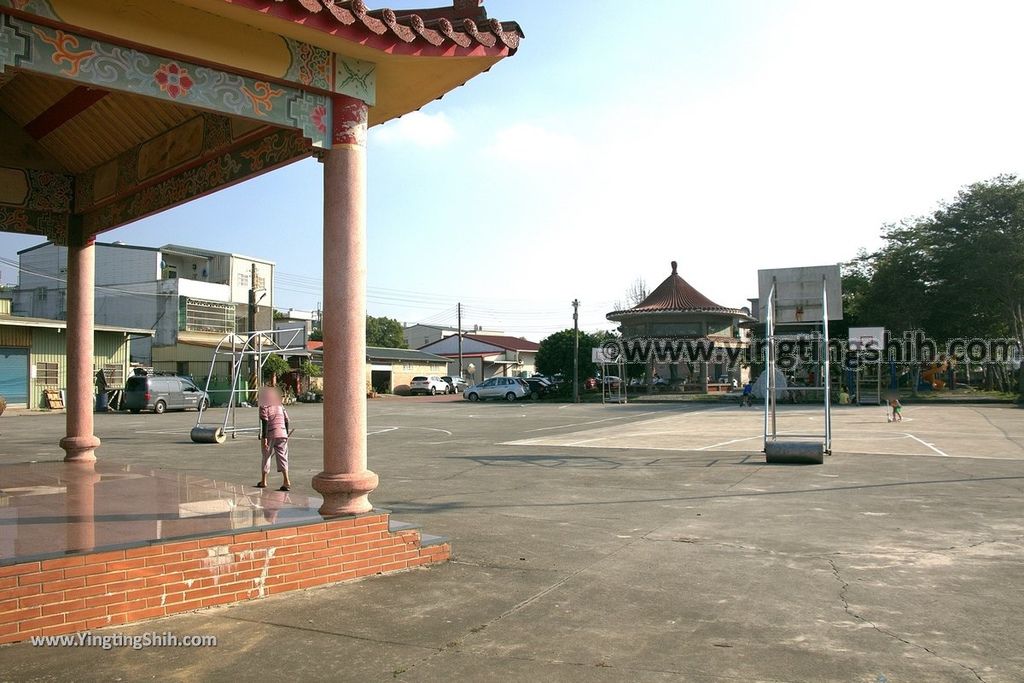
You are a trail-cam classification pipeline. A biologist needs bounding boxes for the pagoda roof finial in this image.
[670,260,678,275]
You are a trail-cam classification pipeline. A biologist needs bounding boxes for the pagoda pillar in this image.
[312,95,378,516]
[60,225,100,462]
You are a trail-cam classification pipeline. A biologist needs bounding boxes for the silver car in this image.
[463,377,529,402]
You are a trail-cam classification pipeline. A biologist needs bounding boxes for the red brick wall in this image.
[0,514,450,644]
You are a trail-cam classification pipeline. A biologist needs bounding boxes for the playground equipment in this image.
[920,360,950,390]
[190,328,305,444]
[757,265,843,463]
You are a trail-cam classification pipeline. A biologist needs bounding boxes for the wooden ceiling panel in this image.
[36,89,199,174]
[0,71,77,127]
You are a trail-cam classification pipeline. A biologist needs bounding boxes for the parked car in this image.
[409,376,450,396]
[123,374,209,414]
[524,377,556,399]
[442,376,468,393]
[463,377,529,402]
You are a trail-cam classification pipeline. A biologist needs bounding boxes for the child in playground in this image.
[257,386,292,491]
[888,397,902,423]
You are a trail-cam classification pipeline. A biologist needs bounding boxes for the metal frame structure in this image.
[599,359,628,405]
[191,328,305,443]
[763,275,833,455]
[848,328,885,405]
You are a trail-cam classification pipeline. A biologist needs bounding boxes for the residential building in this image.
[366,347,450,395]
[402,323,505,350]
[417,333,540,384]
[12,242,275,376]
[275,308,316,338]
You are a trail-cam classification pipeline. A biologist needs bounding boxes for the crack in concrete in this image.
[430,649,800,682]
[215,613,440,653]
[825,558,988,683]
[640,535,1023,561]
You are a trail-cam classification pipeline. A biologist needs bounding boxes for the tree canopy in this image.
[366,315,408,348]
[845,175,1024,343]
[536,329,615,380]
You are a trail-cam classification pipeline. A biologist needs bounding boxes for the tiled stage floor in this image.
[0,461,324,565]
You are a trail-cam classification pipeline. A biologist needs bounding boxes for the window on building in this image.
[36,362,58,385]
[35,287,47,302]
[238,272,250,287]
[179,297,235,334]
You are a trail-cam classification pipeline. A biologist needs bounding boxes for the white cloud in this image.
[371,110,456,148]
[482,123,583,165]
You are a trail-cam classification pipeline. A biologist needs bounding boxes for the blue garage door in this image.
[0,348,29,406]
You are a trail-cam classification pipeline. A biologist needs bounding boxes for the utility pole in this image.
[572,299,580,403]
[457,302,464,379]
[248,263,258,394]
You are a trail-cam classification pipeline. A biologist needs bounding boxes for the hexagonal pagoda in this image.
[606,261,753,393]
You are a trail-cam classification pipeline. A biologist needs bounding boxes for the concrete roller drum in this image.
[764,441,824,464]
[190,426,226,444]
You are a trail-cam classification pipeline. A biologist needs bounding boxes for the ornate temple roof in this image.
[607,262,749,319]
[241,0,523,54]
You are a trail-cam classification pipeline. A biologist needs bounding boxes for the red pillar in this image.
[60,226,100,462]
[311,94,378,516]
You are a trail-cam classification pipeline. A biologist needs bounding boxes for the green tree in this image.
[850,175,1024,393]
[854,176,1024,341]
[366,315,407,348]
[536,329,609,381]
[262,353,291,385]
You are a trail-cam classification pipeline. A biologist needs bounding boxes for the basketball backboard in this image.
[848,326,885,351]
[757,265,843,325]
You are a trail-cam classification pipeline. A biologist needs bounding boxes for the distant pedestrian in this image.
[888,397,902,423]
[741,381,753,407]
[257,386,292,491]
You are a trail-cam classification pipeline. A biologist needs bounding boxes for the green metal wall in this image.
[28,329,131,409]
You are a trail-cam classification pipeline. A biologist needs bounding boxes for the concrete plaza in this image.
[2,399,1023,681]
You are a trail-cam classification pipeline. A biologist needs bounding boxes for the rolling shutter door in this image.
[0,348,29,406]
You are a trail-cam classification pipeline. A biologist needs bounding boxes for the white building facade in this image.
[13,241,274,365]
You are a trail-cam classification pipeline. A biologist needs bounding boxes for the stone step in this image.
[388,519,422,533]
[419,533,449,548]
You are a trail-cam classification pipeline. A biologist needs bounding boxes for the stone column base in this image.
[312,469,379,517]
[60,435,101,463]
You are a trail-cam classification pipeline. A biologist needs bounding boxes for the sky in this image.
[5,0,1024,339]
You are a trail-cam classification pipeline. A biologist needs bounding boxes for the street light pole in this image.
[572,299,580,403]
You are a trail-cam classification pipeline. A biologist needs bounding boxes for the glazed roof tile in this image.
[265,0,523,53]
[608,262,744,317]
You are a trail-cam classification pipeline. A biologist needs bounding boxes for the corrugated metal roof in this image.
[0,314,154,335]
[366,346,449,363]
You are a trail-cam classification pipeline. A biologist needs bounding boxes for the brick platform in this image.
[0,513,450,644]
